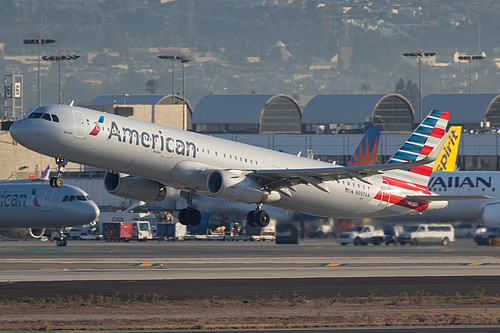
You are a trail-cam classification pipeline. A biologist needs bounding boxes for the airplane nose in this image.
[77,201,100,224]
[9,119,28,143]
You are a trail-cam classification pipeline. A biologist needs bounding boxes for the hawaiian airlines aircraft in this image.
[10,105,456,227]
[0,181,99,246]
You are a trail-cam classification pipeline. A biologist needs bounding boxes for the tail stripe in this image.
[409,165,433,177]
[430,127,446,138]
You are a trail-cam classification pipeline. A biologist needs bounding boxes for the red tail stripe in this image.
[430,127,445,138]
[420,145,433,156]
[382,176,430,193]
[409,165,433,177]
[440,112,450,120]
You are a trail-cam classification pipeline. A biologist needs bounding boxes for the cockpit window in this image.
[51,114,59,122]
[76,195,86,201]
[28,112,43,118]
[42,113,51,121]
[68,195,75,201]
[62,195,68,202]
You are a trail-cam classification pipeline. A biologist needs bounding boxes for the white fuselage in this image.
[0,182,99,228]
[10,105,439,219]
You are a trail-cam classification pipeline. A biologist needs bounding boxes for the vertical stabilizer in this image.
[348,127,381,167]
[432,126,461,172]
[387,109,450,186]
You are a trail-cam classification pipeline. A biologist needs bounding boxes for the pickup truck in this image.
[474,226,500,246]
[336,225,385,246]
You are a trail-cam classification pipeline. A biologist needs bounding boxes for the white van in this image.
[397,224,454,246]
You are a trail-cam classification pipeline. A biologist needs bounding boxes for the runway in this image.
[1,238,500,299]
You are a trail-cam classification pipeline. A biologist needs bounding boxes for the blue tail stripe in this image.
[429,110,443,118]
[415,126,433,136]
[422,118,438,127]
[408,134,428,144]
[401,142,423,154]
[392,151,418,161]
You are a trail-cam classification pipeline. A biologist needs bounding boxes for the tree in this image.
[146,79,159,94]
[361,84,371,93]
[395,78,406,95]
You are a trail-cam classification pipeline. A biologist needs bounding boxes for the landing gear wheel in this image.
[246,211,258,228]
[188,208,201,226]
[256,210,270,227]
[178,208,201,225]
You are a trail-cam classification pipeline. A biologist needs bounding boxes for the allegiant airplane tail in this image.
[348,127,381,167]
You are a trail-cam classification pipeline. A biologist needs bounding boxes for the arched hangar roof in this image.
[193,94,302,134]
[91,94,189,106]
[422,94,500,125]
[303,94,414,132]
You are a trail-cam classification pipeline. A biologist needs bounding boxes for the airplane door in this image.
[41,188,56,211]
[73,110,86,139]
[379,179,390,207]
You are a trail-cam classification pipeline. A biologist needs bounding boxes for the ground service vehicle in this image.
[397,224,454,246]
[103,222,133,242]
[133,221,153,240]
[474,226,500,245]
[336,225,385,246]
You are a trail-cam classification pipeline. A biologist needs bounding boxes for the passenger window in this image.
[42,113,52,121]
[51,114,59,122]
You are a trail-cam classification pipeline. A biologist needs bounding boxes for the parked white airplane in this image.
[0,181,100,246]
[10,106,461,227]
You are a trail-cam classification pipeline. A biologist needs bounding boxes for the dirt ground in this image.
[2,292,500,330]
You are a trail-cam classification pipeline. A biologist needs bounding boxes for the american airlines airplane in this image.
[0,181,100,246]
[10,105,460,227]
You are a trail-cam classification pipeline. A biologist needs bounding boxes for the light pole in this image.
[158,52,179,103]
[181,54,191,130]
[458,53,485,93]
[41,52,80,104]
[402,50,436,123]
[159,53,191,130]
[23,36,57,107]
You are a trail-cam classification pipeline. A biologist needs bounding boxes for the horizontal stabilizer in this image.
[406,195,492,203]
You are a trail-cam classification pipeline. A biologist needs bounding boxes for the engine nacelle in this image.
[104,171,167,202]
[206,170,281,204]
[425,200,448,211]
[0,228,45,240]
[482,204,500,227]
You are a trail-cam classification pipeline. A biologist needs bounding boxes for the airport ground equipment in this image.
[336,225,385,246]
[397,223,454,246]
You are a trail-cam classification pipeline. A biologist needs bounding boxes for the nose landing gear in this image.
[50,157,68,188]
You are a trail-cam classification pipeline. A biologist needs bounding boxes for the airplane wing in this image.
[406,195,492,202]
[249,133,448,193]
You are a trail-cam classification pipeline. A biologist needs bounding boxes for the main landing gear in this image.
[178,191,202,226]
[247,204,270,228]
[50,158,68,188]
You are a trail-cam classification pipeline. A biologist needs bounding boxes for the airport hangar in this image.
[1,92,500,211]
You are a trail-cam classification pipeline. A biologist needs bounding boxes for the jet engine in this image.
[0,228,45,240]
[482,204,500,227]
[104,171,167,202]
[206,170,280,204]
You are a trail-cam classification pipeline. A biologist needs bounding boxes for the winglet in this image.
[432,126,461,171]
[40,165,51,180]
